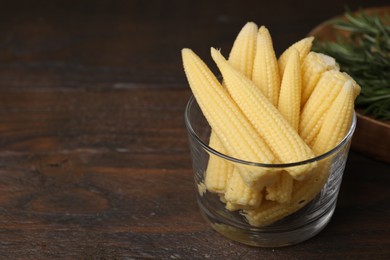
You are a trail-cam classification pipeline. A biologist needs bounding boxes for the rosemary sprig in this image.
[313,8,390,120]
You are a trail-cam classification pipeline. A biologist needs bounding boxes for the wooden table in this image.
[0,0,389,258]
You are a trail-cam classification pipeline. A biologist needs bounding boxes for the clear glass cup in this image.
[184,96,356,247]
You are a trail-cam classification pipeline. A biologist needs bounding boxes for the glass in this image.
[184,96,356,247]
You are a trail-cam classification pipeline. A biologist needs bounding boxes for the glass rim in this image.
[184,95,357,168]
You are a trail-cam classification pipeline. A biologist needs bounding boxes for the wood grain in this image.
[0,0,389,259]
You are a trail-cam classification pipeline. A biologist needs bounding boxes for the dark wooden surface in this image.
[0,0,389,259]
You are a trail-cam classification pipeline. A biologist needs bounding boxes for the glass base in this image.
[197,191,337,247]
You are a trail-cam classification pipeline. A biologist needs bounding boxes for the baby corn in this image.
[311,80,355,155]
[251,26,280,106]
[206,22,259,194]
[228,22,258,79]
[182,48,275,186]
[278,37,314,76]
[265,171,293,203]
[278,48,301,131]
[225,168,264,210]
[267,49,302,203]
[205,133,234,193]
[301,52,339,107]
[299,70,350,146]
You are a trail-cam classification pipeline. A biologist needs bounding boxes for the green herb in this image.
[313,8,390,120]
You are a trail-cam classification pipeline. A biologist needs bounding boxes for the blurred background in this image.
[0,0,388,90]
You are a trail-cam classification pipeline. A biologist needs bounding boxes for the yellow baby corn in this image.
[265,171,293,203]
[182,48,275,186]
[211,48,316,180]
[205,22,258,194]
[301,52,339,107]
[278,37,314,76]
[205,133,234,193]
[278,48,301,131]
[299,70,350,146]
[225,168,264,210]
[251,26,280,106]
[271,48,301,203]
[311,80,355,155]
[228,22,258,79]
[205,22,260,193]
